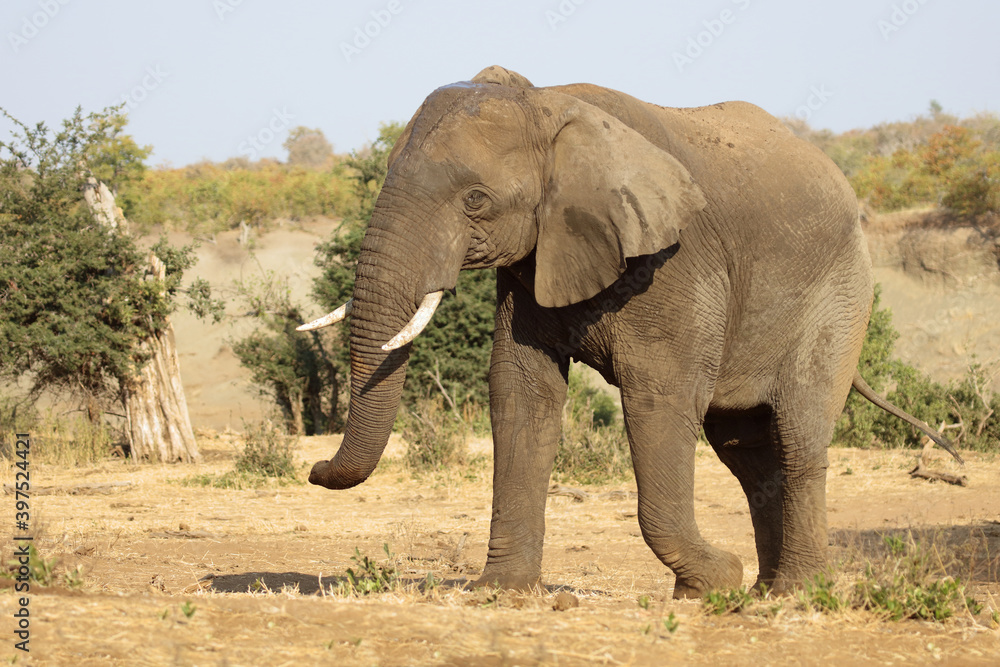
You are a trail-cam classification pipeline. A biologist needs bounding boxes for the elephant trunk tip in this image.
[308,458,372,490]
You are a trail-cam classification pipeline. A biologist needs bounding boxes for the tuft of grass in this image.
[23,544,56,586]
[180,601,196,619]
[854,536,979,621]
[662,612,680,634]
[176,420,301,489]
[333,544,399,596]
[62,565,85,591]
[798,572,847,613]
[234,420,297,478]
[705,533,983,623]
[1,414,118,467]
[177,470,301,490]
[2,544,84,589]
[400,396,467,471]
[703,587,754,615]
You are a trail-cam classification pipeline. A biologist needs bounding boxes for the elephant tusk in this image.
[382,291,444,351]
[296,299,354,331]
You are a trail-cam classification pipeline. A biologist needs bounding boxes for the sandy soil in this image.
[2,435,998,666]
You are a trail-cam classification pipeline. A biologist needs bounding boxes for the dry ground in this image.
[2,435,999,666]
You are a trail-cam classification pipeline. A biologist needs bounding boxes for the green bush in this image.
[836,286,999,452]
[234,420,297,478]
[182,420,300,489]
[0,107,202,417]
[231,272,343,436]
[553,368,631,484]
[400,394,467,471]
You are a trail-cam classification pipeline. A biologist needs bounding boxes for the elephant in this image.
[299,65,961,597]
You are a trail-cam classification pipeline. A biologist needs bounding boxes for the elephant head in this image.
[303,66,706,489]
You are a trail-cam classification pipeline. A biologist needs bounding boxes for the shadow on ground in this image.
[207,572,606,597]
[830,521,1000,584]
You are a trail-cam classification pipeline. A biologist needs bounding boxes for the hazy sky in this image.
[2,0,997,167]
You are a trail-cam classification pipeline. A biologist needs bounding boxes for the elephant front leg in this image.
[622,390,744,598]
[474,337,567,591]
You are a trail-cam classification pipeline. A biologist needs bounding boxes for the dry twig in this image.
[909,424,968,486]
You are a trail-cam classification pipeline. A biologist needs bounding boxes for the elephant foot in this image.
[671,549,743,599]
[751,575,775,595]
[768,566,826,596]
[471,569,542,592]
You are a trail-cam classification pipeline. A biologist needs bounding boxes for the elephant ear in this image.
[471,65,534,88]
[533,98,706,308]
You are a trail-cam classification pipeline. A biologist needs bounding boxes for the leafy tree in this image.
[0,106,208,422]
[283,126,334,169]
[83,108,152,217]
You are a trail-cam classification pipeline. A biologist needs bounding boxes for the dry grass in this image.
[1,435,998,665]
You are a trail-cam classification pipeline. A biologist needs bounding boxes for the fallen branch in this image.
[909,427,968,487]
[909,465,968,486]
[548,483,590,502]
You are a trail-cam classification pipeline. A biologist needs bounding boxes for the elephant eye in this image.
[464,189,488,211]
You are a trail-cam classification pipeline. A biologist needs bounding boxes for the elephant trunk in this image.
[307,312,408,489]
[308,191,463,489]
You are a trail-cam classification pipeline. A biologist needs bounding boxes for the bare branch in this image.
[425,360,458,415]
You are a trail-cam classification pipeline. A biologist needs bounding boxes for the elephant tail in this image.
[851,371,964,465]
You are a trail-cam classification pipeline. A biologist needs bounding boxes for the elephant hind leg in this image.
[766,384,841,594]
[703,409,784,590]
[622,390,744,599]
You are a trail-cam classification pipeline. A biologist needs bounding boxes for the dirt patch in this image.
[3,437,999,665]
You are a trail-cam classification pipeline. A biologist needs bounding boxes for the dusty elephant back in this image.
[547,83,859,241]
